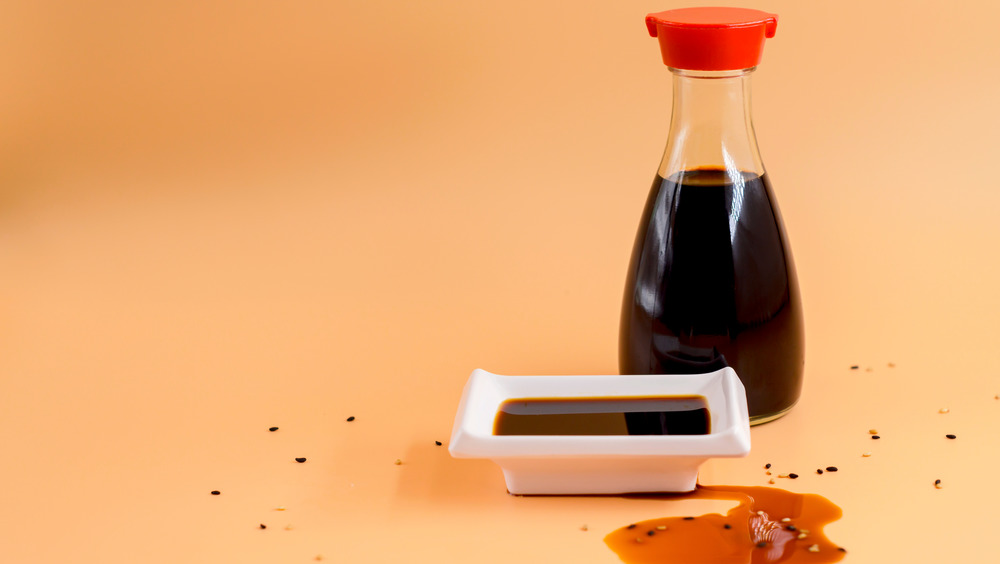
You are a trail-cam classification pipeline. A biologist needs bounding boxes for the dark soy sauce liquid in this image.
[493,396,710,436]
[620,168,804,421]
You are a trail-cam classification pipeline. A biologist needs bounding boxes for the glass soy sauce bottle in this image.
[620,8,803,424]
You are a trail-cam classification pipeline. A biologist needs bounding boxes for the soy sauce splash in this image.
[605,485,844,563]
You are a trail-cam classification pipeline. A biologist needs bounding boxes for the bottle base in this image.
[748,400,798,426]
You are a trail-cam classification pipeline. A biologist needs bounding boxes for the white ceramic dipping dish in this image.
[448,368,750,495]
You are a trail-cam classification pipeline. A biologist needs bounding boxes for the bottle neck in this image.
[657,68,765,180]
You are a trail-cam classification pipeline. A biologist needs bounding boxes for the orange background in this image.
[2,1,1000,562]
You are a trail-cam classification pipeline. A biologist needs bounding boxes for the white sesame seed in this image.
[656,525,667,530]
[797,532,808,539]
[781,518,791,522]
[862,452,872,457]
[868,429,878,434]
[808,544,820,552]
[939,408,950,413]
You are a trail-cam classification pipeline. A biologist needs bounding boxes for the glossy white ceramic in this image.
[448,368,751,494]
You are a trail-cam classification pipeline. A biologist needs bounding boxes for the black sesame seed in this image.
[850,365,859,370]
[647,530,656,536]
[764,463,771,469]
[683,517,695,520]
[435,441,442,446]
[788,473,799,479]
[786,525,797,532]
[946,434,957,439]
[295,457,307,463]
[627,524,637,529]
[268,427,279,432]
[838,547,847,553]
[259,524,267,529]
[756,541,768,548]
[935,479,942,485]
[346,416,355,422]
[210,490,220,495]
[723,524,732,529]
[816,469,823,474]
[826,466,839,472]
[872,435,880,439]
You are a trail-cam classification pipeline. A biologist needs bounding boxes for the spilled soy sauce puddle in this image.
[605,485,844,563]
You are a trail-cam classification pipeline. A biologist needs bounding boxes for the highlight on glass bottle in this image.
[620,8,803,424]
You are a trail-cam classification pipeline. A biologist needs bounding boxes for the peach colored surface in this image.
[2,1,1000,562]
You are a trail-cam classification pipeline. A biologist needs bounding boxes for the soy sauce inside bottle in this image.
[620,8,803,424]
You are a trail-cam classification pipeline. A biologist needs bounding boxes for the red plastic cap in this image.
[645,7,778,71]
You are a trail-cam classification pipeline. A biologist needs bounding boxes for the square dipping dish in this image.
[448,368,750,495]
